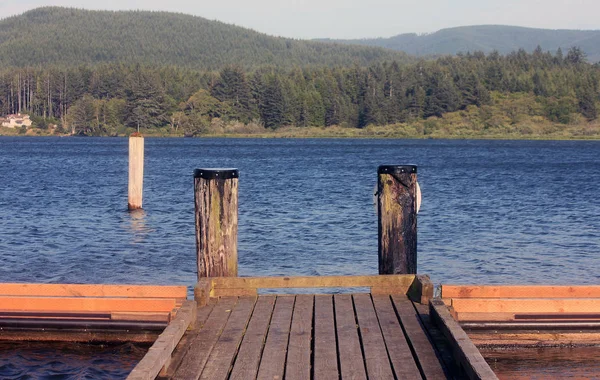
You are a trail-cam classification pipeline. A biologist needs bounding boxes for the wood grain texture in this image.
[194,279,212,307]
[392,295,446,380]
[378,167,417,275]
[442,285,600,299]
[468,331,600,346]
[208,274,415,293]
[127,300,196,380]
[0,330,159,343]
[0,283,186,298]
[371,295,422,379]
[128,136,144,210]
[173,297,238,380]
[0,296,177,313]
[353,294,395,379]
[162,302,216,379]
[200,297,257,380]
[407,275,434,305]
[195,175,238,279]
[313,295,339,380]
[256,296,295,380]
[285,295,313,380]
[412,302,458,378]
[334,295,367,380]
[429,299,498,380]
[451,298,600,313]
[229,296,275,380]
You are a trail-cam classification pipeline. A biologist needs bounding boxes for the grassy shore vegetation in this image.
[0,48,599,140]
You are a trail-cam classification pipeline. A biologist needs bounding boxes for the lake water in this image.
[0,137,599,378]
[1,137,598,287]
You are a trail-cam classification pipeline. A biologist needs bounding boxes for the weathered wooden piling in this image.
[128,135,144,210]
[194,168,239,279]
[377,165,418,275]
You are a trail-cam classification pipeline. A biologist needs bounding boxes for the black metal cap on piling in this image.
[378,165,417,175]
[194,168,239,179]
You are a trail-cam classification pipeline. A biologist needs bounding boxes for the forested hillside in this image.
[320,25,600,62]
[0,7,409,69]
[1,47,597,138]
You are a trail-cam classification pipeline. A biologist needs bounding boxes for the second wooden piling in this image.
[378,165,418,275]
[194,168,239,279]
[128,135,144,210]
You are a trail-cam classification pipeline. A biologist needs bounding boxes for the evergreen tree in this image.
[124,66,167,129]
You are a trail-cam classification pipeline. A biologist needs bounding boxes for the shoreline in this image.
[1,132,598,141]
[2,122,600,141]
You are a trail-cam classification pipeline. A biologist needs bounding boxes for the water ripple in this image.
[0,137,599,374]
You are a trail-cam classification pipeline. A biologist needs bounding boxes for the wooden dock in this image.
[441,284,600,347]
[126,274,499,380]
[9,165,598,379]
[0,283,191,343]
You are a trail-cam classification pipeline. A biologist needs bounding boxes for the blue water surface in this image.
[0,137,599,288]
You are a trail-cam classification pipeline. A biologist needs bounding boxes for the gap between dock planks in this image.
[285,295,313,380]
[172,297,239,380]
[313,295,339,380]
[170,292,453,380]
[127,300,196,380]
[229,296,275,380]
[392,295,447,380]
[429,299,499,380]
[334,294,367,380]
[256,296,295,380]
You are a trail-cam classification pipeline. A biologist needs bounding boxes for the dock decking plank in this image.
[285,295,314,380]
[412,302,457,378]
[199,297,257,380]
[313,295,339,380]
[229,296,276,380]
[334,294,367,380]
[170,288,459,380]
[372,295,422,379]
[392,295,447,380]
[172,297,237,380]
[160,302,216,379]
[353,294,395,380]
[256,296,295,380]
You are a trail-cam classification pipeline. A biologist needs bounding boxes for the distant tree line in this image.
[0,7,409,70]
[0,47,597,135]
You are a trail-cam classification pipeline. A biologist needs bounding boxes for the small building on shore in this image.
[1,114,33,128]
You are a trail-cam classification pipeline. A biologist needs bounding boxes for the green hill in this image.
[0,7,410,69]
[319,25,600,62]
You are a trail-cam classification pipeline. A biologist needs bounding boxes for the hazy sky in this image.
[1,0,599,39]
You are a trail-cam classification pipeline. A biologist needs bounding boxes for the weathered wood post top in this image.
[194,168,239,280]
[378,165,418,275]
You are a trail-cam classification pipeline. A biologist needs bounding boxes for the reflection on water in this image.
[126,208,153,244]
[481,346,600,379]
[0,341,149,379]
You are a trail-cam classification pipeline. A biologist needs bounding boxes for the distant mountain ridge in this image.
[0,7,410,69]
[318,25,600,62]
